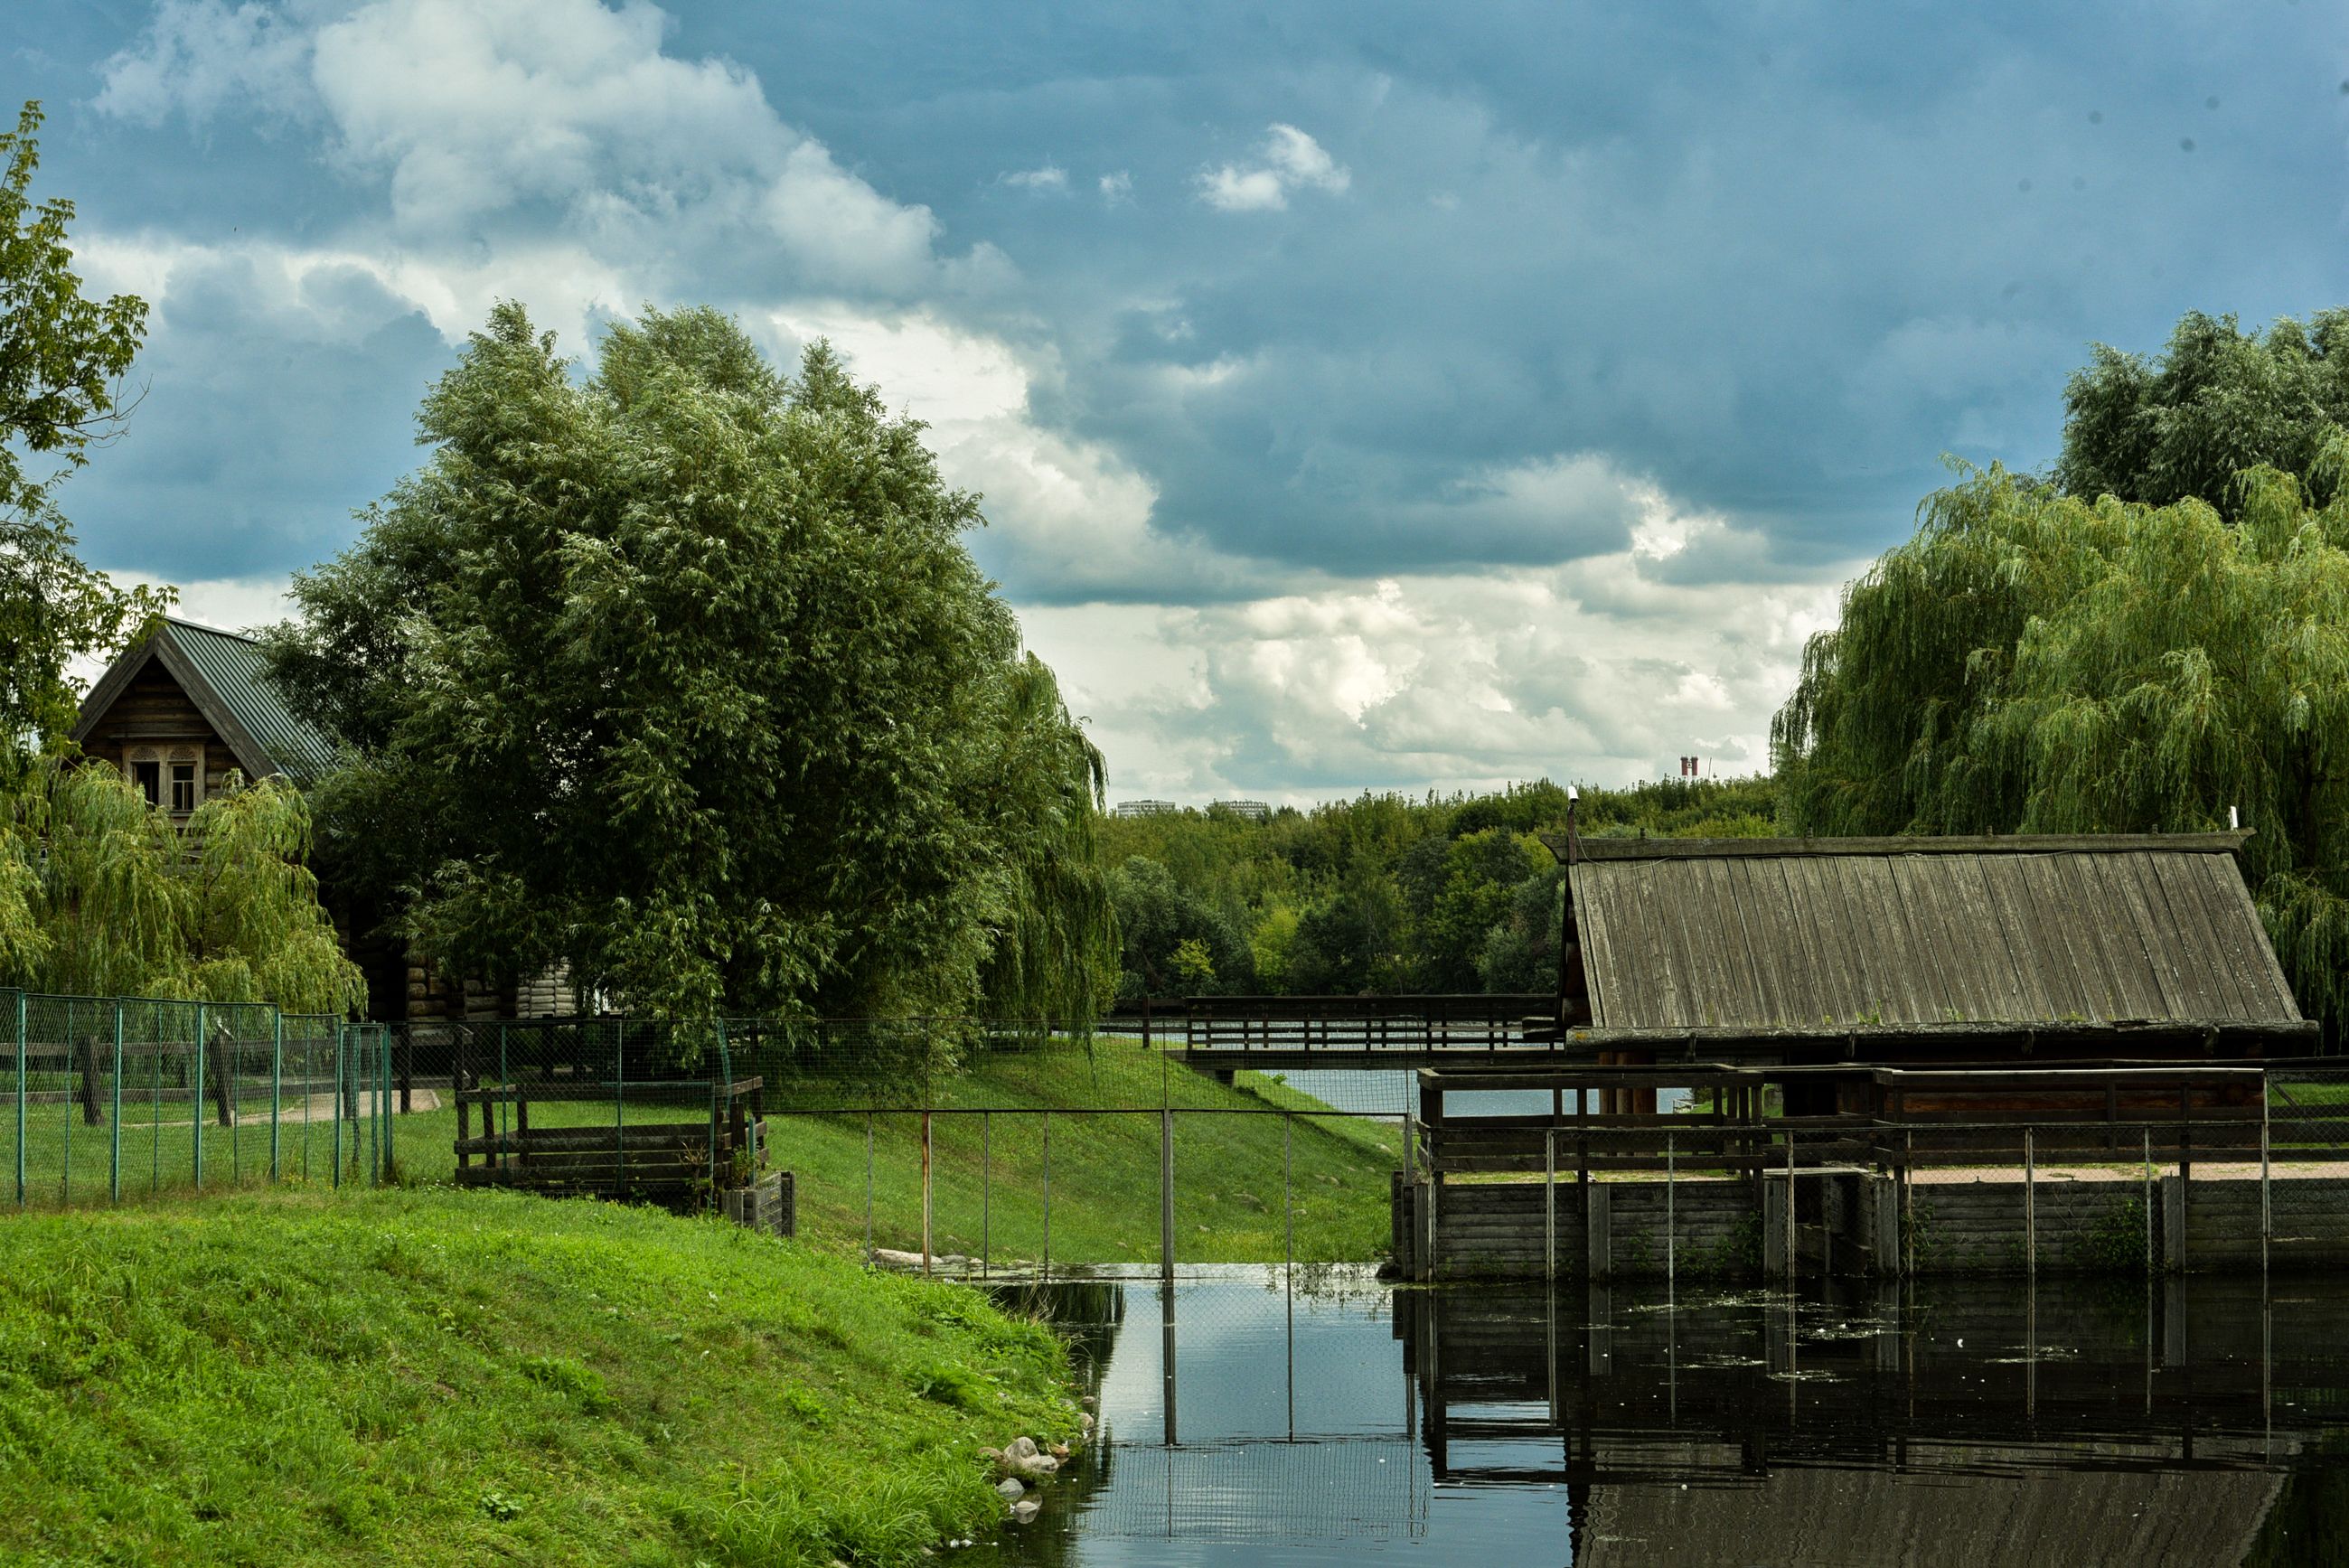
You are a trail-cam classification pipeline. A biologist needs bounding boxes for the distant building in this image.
[1210,798,1271,822]
[72,616,566,1025]
[1113,799,1179,818]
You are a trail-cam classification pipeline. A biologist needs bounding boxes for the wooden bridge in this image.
[1113,993,1557,1074]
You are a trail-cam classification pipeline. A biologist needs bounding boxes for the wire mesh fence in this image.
[2,989,395,1207]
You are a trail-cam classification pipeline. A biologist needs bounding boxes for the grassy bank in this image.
[0,1188,1084,1565]
[768,1054,1403,1264]
[3,1040,1406,1265]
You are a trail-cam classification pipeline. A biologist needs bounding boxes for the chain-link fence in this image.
[1,989,395,1207]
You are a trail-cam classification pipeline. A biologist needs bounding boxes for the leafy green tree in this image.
[266,304,1113,1024]
[0,101,171,785]
[1477,867,1564,993]
[2057,309,2349,518]
[1775,457,2349,1035]
[0,762,363,1013]
[1105,855,1247,999]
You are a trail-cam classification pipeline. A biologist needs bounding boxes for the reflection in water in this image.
[991,1267,2349,1566]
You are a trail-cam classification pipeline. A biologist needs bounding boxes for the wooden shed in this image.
[1535,831,2316,1111]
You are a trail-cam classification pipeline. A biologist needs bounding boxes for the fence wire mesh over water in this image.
[0,990,397,1205]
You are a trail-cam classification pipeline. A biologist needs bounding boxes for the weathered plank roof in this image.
[1540,832,2304,1030]
[72,617,338,783]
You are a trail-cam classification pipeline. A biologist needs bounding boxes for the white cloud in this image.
[1020,537,1855,803]
[758,306,1248,599]
[99,0,954,295]
[92,0,314,125]
[69,574,299,697]
[1198,123,1350,211]
[1003,165,1069,192]
[1099,171,1132,203]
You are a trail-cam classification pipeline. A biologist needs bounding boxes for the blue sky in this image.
[12,1,2348,801]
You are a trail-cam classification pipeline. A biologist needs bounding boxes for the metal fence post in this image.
[1042,1109,1053,1282]
[1283,1112,1294,1276]
[921,1109,933,1277]
[11,991,22,1208]
[193,1002,206,1191]
[1667,1131,1676,1293]
[2261,1088,2272,1276]
[2025,1127,2036,1282]
[1903,1129,1914,1279]
[981,1110,991,1279]
[109,1001,123,1204]
[269,1011,282,1183]
[1159,1106,1176,1284]
[1544,1127,1556,1282]
[2143,1128,2154,1274]
[863,1111,874,1263]
[381,1026,394,1184]
[332,1022,343,1190]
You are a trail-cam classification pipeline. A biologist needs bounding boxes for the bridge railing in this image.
[1110,995,1555,1056]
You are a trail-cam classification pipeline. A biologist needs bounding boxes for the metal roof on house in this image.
[71,617,338,783]
[1537,831,2304,1031]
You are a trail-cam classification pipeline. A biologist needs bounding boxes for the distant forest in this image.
[1095,775,1776,1000]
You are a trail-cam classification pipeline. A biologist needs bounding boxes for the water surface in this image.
[980,1267,2349,1566]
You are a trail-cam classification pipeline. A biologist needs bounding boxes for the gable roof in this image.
[1536,831,2305,1032]
[71,617,338,783]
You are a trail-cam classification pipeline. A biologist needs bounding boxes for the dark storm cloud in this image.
[14,0,2349,607]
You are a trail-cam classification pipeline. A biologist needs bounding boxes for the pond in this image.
[976,1266,2349,1566]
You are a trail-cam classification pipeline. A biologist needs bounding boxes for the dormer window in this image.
[129,752,161,806]
[170,755,199,812]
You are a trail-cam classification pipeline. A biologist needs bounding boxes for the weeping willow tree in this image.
[1774,455,2349,1033]
[970,655,1121,1031]
[0,762,364,1015]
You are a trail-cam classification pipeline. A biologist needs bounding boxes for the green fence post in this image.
[615,1021,625,1196]
[332,1023,344,1190]
[193,1002,206,1192]
[110,1000,123,1204]
[60,1003,70,1204]
[710,1020,726,1214]
[270,1010,283,1183]
[14,991,24,1208]
[381,1027,393,1185]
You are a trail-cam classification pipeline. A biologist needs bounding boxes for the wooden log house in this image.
[69,615,543,1025]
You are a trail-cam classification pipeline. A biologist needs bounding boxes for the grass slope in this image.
[3,1041,1407,1265]
[0,1188,1083,1566]
[769,1048,1405,1264]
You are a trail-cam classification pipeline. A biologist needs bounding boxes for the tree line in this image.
[1097,776,1776,1000]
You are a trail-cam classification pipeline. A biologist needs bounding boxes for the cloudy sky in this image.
[12,2,2348,803]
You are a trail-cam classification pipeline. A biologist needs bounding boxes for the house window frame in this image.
[126,746,162,808]
[167,747,202,813]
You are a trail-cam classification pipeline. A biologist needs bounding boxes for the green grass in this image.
[0,1186,1085,1565]
[3,1041,1409,1265]
[762,1043,1403,1265]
